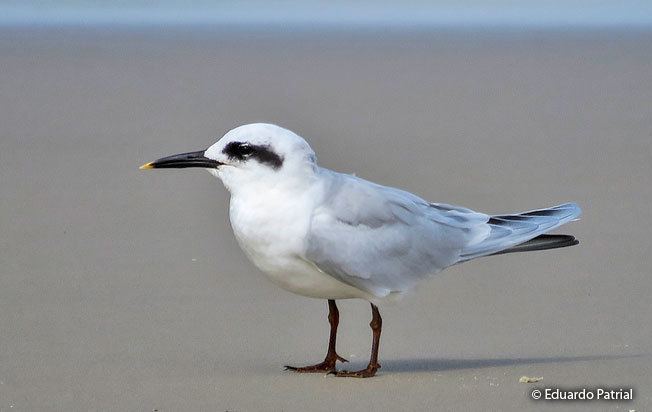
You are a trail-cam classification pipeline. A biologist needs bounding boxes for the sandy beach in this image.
[1,27,651,410]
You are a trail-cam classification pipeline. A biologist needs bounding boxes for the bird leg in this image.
[285,299,348,373]
[330,303,382,378]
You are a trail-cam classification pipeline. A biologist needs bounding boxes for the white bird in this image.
[141,123,581,377]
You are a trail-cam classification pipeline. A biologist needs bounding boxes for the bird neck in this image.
[217,160,319,200]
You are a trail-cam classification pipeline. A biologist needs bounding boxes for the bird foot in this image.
[328,364,380,378]
[284,354,348,373]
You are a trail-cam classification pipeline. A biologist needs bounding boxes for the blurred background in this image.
[1,1,651,411]
[2,0,652,26]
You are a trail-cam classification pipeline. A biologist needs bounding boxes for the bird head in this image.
[140,123,318,193]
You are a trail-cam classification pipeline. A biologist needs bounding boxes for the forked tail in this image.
[458,203,581,262]
[490,234,578,256]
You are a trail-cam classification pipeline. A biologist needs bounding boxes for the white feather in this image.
[203,123,581,302]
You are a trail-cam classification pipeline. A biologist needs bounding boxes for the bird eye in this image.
[237,143,254,156]
[224,141,257,160]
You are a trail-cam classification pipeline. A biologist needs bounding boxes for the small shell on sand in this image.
[519,376,543,383]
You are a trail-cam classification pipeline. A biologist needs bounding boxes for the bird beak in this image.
[140,150,222,170]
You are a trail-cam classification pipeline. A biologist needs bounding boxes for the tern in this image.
[141,123,581,378]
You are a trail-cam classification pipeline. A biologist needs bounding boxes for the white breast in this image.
[227,183,369,300]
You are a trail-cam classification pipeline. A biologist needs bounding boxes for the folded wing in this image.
[304,171,488,297]
[304,170,581,298]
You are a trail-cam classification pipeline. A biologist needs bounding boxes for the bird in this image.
[140,123,581,378]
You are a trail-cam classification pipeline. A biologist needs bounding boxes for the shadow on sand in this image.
[381,354,646,373]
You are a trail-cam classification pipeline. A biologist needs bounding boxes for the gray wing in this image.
[457,202,581,261]
[304,170,490,297]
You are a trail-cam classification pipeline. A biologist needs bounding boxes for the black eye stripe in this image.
[237,144,254,155]
[251,145,284,169]
[222,141,284,170]
[223,142,255,159]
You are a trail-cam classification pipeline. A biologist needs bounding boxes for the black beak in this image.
[140,150,222,170]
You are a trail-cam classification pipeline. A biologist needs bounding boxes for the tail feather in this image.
[458,202,581,262]
[490,234,579,256]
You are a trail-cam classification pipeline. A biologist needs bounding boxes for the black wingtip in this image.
[491,234,579,256]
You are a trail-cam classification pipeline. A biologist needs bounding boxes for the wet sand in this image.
[1,27,651,410]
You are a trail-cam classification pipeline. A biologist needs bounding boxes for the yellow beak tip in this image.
[139,162,154,170]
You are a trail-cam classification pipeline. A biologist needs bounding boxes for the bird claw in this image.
[284,353,348,373]
[328,364,380,378]
[284,363,335,373]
